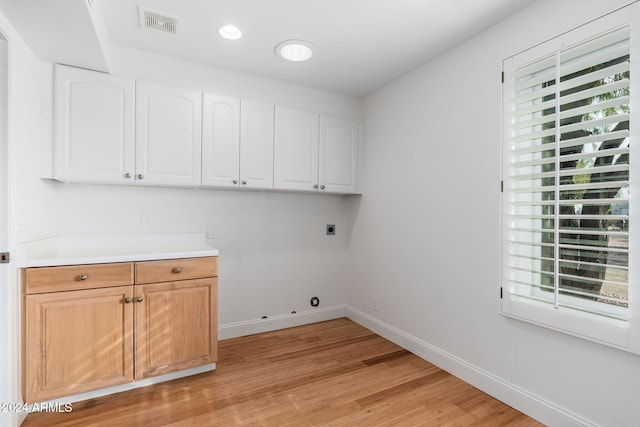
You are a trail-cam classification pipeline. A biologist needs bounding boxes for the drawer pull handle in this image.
[78,274,88,281]
[136,296,144,303]
[124,297,133,304]
[172,267,182,274]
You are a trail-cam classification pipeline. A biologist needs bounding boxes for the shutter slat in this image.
[557,129,629,150]
[559,52,629,89]
[559,96,629,122]
[559,243,628,254]
[558,79,629,109]
[514,54,556,80]
[513,114,557,131]
[514,85,556,104]
[557,180,628,191]
[560,27,629,64]
[512,128,556,144]
[514,69,557,92]
[512,163,628,180]
[559,113,629,136]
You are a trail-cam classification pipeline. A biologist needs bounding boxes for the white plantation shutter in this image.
[502,8,640,351]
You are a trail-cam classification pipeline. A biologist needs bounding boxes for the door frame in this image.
[0,28,18,427]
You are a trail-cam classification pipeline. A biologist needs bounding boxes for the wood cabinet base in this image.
[22,257,218,404]
[135,278,217,379]
[23,286,134,403]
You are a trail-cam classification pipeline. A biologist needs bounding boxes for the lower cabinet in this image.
[23,286,134,403]
[22,257,218,403]
[135,278,217,379]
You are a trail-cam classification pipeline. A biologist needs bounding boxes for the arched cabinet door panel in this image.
[274,107,319,192]
[202,93,241,188]
[136,82,202,187]
[54,64,135,184]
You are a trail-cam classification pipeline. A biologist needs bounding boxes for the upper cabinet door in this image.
[54,65,135,184]
[319,116,359,194]
[240,100,274,189]
[136,82,202,187]
[202,94,240,188]
[274,107,319,191]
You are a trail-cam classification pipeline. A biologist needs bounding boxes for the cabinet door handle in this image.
[78,274,88,281]
[136,296,144,303]
[232,179,238,184]
[137,173,144,180]
[313,184,319,189]
[172,267,182,274]
[242,180,247,185]
[124,297,133,304]
[320,185,326,190]
[124,172,132,179]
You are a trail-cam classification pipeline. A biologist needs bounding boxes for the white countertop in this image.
[18,233,219,267]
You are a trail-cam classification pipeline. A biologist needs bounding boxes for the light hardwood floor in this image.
[22,318,543,426]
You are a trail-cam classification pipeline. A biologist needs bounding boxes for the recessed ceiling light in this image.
[218,24,242,40]
[275,40,315,62]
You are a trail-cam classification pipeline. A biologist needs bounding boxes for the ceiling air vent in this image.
[138,6,177,35]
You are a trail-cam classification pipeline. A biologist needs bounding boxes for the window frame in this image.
[500,5,640,353]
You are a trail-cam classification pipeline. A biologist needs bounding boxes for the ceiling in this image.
[0,0,112,72]
[0,0,537,97]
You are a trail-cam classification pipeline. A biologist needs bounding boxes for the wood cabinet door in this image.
[240,100,274,189]
[134,278,217,379]
[274,107,319,191]
[54,65,135,184]
[319,116,359,194]
[136,82,202,186]
[23,286,134,403]
[202,93,240,188]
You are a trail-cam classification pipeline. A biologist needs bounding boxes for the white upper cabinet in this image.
[319,116,358,194]
[136,82,202,187]
[240,100,274,189]
[53,66,359,194]
[202,97,274,190]
[202,94,240,188]
[274,107,319,191]
[54,65,135,183]
[274,107,359,194]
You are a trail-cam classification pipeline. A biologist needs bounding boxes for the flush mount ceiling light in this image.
[218,24,242,40]
[275,40,315,62]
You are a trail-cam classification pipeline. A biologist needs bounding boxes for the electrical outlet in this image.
[326,224,335,235]
[206,224,216,239]
[371,296,379,312]
[140,209,151,225]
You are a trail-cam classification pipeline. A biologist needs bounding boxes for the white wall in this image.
[348,0,640,426]
[53,184,351,328]
[49,46,362,333]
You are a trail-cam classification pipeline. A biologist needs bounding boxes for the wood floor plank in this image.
[22,318,543,426]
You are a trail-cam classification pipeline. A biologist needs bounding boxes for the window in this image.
[501,6,640,351]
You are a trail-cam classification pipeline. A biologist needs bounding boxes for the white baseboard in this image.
[346,305,595,427]
[219,305,347,340]
[27,364,216,412]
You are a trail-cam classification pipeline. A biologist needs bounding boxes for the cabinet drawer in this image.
[24,263,134,294]
[135,257,218,284]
